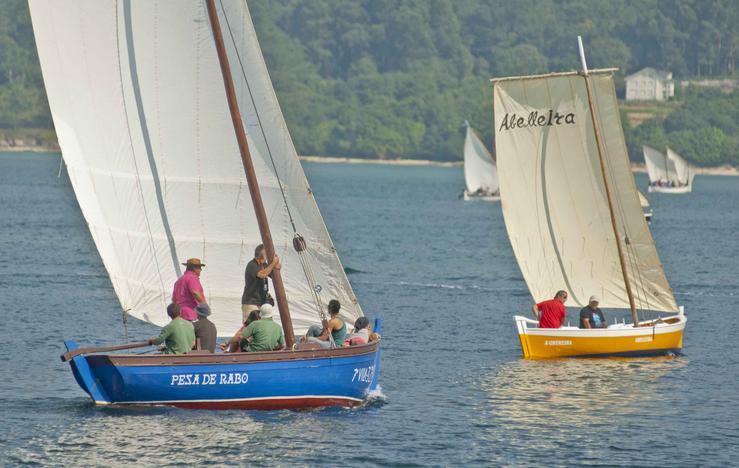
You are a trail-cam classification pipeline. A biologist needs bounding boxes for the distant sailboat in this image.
[462,121,500,201]
[638,191,652,222]
[492,37,685,358]
[643,145,695,193]
[31,0,380,409]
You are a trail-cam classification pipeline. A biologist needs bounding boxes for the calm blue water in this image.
[1,152,738,466]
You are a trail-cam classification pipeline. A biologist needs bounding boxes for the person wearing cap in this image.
[241,244,280,322]
[148,303,195,354]
[580,295,607,329]
[241,303,285,352]
[171,258,207,321]
[193,303,217,353]
[532,290,568,328]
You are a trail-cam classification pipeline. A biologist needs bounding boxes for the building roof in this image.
[625,67,673,81]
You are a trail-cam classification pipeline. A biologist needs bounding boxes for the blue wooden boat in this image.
[63,322,381,410]
[32,0,382,410]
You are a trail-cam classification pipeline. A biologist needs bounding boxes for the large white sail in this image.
[30,0,363,336]
[643,145,672,183]
[464,124,499,194]
[493,70,677,312]
[666,147,694,186]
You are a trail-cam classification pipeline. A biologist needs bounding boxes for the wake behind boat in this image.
[462,121,500,201]
[492,38,685,358]
[644,145,695,193]
[31,0,380,409]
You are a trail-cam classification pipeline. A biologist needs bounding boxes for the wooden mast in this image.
[206,0,296,347]
[577,36,640,326]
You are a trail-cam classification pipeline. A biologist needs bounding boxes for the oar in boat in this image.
[60,341,151,362]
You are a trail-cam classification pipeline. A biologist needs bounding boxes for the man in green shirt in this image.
[148,303,196,354]
[242,304,285,352]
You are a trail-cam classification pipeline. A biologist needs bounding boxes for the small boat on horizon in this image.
[644,145,695,193]
[491,37,685,358]
[31,0,380,409]
[462,120,500,201]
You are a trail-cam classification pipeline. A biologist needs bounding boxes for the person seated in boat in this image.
[193,303,217,353]
[579,295,607,329]
[241,244,280,323]
[303,299,348,348]
[220,310,261,353]
[532,290,567,328]
[344,316,370,346]
[172,258,207,322]
[147,303,196,354]
[241,303,285,352]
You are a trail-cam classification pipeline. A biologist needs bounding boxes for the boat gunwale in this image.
[514,314,686,338]
[91,341,379,367]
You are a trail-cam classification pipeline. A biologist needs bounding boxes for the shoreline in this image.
[2,146,737,176]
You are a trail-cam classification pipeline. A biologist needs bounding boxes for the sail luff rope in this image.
[219,1,332,336]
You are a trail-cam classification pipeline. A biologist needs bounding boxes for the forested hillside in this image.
[1,0,737,164]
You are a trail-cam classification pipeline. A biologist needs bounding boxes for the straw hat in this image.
[182,258,206,268]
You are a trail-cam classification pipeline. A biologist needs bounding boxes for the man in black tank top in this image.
[241,244,280,322]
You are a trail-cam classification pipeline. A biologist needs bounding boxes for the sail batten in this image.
[494,71,677,312]
[30,0,363,336]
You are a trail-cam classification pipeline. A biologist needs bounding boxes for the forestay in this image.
[493,70,678,312]
[464,124,499,194]
[30,0,363,336]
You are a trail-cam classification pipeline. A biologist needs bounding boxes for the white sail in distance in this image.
[464,124,499,194]
[643,145,684,185]
[638,191,650,208]
[493,70,677,312]
[30,0,363,336]
[666,147,695,186]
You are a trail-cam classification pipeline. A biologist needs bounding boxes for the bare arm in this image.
[192,291,205,304]
[583,318,591,329]
[257,255,281,279]
[532,304,540,320]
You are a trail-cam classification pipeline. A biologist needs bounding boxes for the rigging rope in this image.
[219,2,333,342]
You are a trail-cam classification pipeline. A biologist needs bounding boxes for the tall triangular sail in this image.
[643,145,672,183]
[464,124,499,194]
[493,70,677,312]
[30,0,363,336]
[666,147,694,186]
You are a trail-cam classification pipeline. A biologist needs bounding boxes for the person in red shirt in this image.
[532,290,568,328]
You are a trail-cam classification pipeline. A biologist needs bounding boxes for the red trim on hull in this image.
[115,397,363,411]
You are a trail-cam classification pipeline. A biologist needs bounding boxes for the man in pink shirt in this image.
[532,290,568,328]
[172,258,207,321]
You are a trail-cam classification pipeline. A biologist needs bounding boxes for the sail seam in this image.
[122,0,182,278]
[115,0,168,303]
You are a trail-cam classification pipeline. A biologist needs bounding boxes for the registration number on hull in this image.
[544,340,572,346]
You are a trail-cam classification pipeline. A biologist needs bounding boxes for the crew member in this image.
[172,258,207,321]
[532,290,568,328]
[579,295,607,329]
[241,244,280,322]
[148,303,195,354]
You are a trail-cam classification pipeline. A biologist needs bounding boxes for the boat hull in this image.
[463,189,500,201]
[64,341,381,410]
[514,314,686,358]
[648,185,692,194]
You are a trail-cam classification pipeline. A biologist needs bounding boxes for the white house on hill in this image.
[625,68,675,101]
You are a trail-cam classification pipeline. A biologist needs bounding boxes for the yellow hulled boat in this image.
[492,38,686,358]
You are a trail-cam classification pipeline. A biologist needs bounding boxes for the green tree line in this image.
[1,0,737,164]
